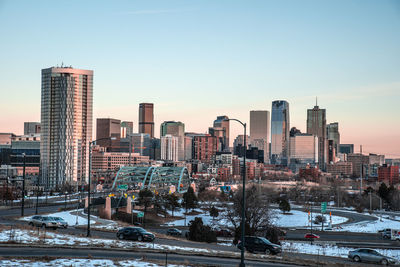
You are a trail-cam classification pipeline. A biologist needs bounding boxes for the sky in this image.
[0,0,399,157]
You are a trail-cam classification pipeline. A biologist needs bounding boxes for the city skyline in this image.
[0,0,399,157]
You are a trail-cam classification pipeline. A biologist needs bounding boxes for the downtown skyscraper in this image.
[160,121,185,161]
[138,103,154,138]
[209,115,230,152]
[271,100,290,165]
[40,66,93,188]
[307,100,326,168]
[250,110,270,163]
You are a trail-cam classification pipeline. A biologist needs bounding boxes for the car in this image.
[348,248,397,265]
[28,215,59,229]
[304,233,320,239]
[215,228,232,237]
[166,228,182,236]
[52,217,68,228]
[237,236,281,255]
[116,227,155,242]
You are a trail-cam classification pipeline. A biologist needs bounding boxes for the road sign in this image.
[137,212,144,218]
[117,184,128,190]
[108,193,115,197]
[321,202,327,213]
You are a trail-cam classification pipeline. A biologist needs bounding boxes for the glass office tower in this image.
[271,100,290,165]
[40,66,93,188]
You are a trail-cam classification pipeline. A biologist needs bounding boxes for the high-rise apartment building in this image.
[209,116,229,152]
[271,100,290,165]
[138,103,154,138]
[96,118,121,151]
[161,134,179,162]
[120,121,133,138]
[307,101,326,168]
[40,66,93,187]
[326,122,340,156]
[250,110,270,163]
[24,122,41,135]
[160,121,185,161]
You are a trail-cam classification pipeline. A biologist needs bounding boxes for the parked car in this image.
[52,217,68,228]
[348,248,397,265]
[166,228,182,236]
[28,216,59,229]
[237,236,281,255]
[304,233,320,239]
[215,228,232,237]
[116,227,155,241]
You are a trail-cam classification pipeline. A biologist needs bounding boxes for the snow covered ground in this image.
[0,228,209,254]
[272,210,348,228]
[166,208,348,229]
[0,259,185,267]
[20,209,95,226]
[283,241,400,261]
[333,215,400,233]
[20,209,119,230]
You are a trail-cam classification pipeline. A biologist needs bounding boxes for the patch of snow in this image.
[283,241,400,260]
[272,210,348,228]
[0,228,210,254]
[333,215,400,233]
[20,209,95,226]
[0,258,185,267]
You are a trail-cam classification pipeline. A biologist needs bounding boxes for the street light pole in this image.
[87,137,116,237]
[21,153,26,217]
[35,174,39,214]
[224,118,246,267]
[87,141,93,237]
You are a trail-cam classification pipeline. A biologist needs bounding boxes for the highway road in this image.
[0,247,301,267]
[0,199,398,250]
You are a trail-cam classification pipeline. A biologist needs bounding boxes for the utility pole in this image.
[21,153,26,217]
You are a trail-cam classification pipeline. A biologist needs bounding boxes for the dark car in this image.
[215,228,232,237]
[237,236,281,255]
[117,227,155,242]
[167,228,182,236]
[348,248,397,265]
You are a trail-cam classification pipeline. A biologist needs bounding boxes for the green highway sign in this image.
[117,184,128,190]
[321,202,327,213]
[137,212,144,218]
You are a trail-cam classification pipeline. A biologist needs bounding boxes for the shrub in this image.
[188,217,217,243]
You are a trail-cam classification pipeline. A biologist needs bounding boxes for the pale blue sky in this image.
[0,0,399,156]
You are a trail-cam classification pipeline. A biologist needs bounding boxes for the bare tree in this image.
[224,185,273,236]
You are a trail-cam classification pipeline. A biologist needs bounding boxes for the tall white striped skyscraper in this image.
[40,66,93,188]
